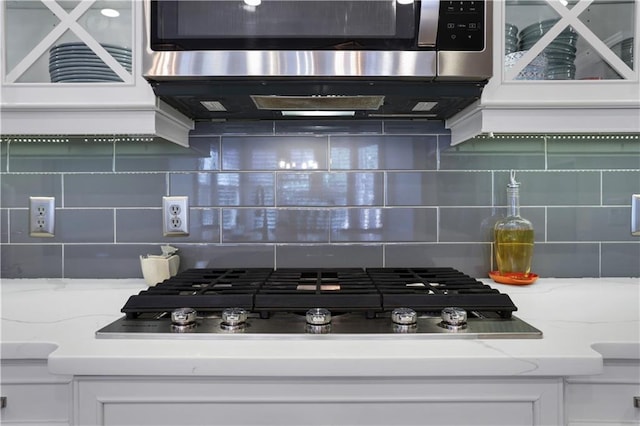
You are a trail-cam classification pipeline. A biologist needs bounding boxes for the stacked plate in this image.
[49,42,131,83]
[519,19,579,80]
[505,23,519,54]
[615,37,634,68]
[504,50,547,80]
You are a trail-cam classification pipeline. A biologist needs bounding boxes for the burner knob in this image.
[306,308,332,325]
[391,308,417,325]
[440,307,468,330]
[305,323,331,334]
[221,308,248,326]
[171,308,197,326]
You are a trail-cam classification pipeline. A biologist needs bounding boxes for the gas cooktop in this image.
[96,268,542,339]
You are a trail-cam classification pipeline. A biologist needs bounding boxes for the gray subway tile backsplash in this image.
[170,172,275,207]
[222,208,331,243]
[222,135,329,171]
[330,135,437,170]
[530,243,600,278]
[1,174,62,208]
[176,244,275,269]
[0,209,8,243]
[1,125,638,279]
[64,244,157,278]
[601,243,640,277]
[495,170,601,206]
[547,135,640,170]
[276,172,384,206]
[1,245,63,278]
[385,243,491,278]
[116,208,221,244]
[440,136,546,171]
[387,171,492,206]
[602,171,640,205]
[547,207,635,242]
[1,140,7,172]
[64,173,166,207]
[8,139,114,173]
[115,137,220,172]
[10,209,115,244]
[331,208,437,243]
[438,207,548,243]
[276,244,383,268]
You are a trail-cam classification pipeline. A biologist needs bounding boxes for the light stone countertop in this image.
[1,277,638,378]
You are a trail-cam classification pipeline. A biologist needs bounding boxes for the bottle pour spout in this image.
[508,170,520,188]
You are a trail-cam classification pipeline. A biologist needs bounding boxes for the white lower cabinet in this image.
[5,359,639,425]
[565,359,640,426]
[75,377,563,426]
[0,360,72,426]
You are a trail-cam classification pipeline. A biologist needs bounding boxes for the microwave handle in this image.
[418,0,441,47]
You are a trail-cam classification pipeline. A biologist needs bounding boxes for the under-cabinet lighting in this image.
[281,111,355,117]
[244,0,261,6]
[100,8,120,18]
[397,0,414,4]
[200,101,228,112]
[412,101,438,112]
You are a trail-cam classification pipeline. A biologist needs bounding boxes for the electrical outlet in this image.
[29,196,55,237]
[163,196,189,236]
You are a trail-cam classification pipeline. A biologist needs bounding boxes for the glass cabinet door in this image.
[3,0,132,84]
[503,0,637,81]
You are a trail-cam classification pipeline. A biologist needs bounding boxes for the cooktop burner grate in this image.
[121,267,517,319]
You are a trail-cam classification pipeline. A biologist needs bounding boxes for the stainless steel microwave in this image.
[143,0,493,121]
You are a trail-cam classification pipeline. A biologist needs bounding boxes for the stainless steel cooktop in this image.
[96,268,542,339]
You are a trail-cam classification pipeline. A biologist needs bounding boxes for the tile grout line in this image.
[600,170,604,207]
[113,208,117,244]
[598,242,602,278]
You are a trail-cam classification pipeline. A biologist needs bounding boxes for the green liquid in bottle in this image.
[494,229,535,275]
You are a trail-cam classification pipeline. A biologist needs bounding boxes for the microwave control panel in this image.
[437,0,485,51]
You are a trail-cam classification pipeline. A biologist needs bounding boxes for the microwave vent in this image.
[251,95,385,111]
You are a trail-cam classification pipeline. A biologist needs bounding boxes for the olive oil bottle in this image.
[494,171,534,275]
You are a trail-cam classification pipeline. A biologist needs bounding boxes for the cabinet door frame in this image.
[75,376,564,426]
[482,0,640,107]
[0,359,73,425]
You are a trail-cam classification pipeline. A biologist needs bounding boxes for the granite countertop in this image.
[1,278,638,378]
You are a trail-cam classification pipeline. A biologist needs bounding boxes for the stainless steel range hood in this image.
[142,1,493,121]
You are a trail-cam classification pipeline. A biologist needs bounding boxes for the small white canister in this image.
[140,245,180,286]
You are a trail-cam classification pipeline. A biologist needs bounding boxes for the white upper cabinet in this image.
[448,0,640,144]
[0,0,192,146]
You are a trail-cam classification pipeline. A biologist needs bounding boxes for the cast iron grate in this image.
[121,267,517,318]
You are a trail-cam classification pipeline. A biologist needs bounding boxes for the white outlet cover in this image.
[162,196,189,236]
[29,196,55,237]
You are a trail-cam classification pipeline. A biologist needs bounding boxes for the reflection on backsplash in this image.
[1,126,639,278]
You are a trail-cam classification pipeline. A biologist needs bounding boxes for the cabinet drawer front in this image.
[566,383,640,425]
[0,383,71,424]
[77,377,563,426]
[98,400,534,426]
